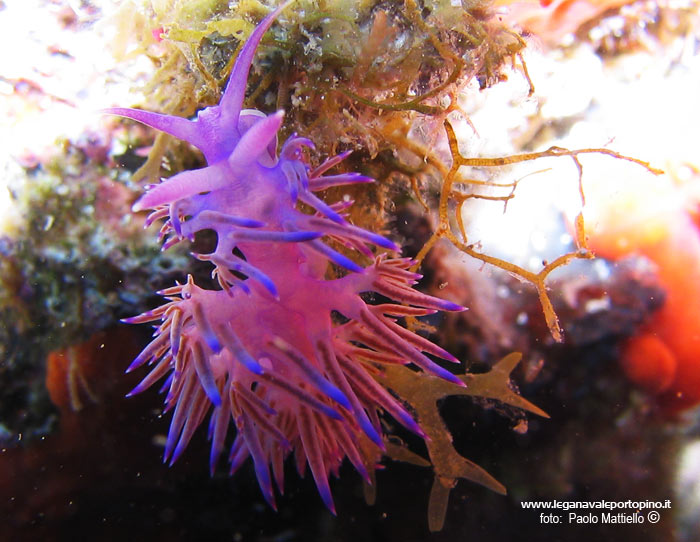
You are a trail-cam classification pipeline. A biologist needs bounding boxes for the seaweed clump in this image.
[110,0,530,225]
[0,131,191,443]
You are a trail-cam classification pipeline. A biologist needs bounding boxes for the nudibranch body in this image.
[107,3,464,511]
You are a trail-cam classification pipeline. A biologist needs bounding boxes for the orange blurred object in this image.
[45,327,138,413]
[496,0,632,43]
[587,175,700,412]
[0,327,166,538]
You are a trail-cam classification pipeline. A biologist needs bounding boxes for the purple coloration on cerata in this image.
[108,2,464,512]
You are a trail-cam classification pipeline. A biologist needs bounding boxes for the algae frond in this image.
[381,352,548,531]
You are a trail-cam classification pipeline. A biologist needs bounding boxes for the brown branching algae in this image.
[411,120,663,342]
[381,352,548,531]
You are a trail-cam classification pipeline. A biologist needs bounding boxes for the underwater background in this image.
[1,0,699,540]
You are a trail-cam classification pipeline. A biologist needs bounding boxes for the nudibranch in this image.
[106,2,464,511]
[586,172,700,413]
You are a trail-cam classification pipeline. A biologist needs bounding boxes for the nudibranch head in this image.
[105,1,291,165]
